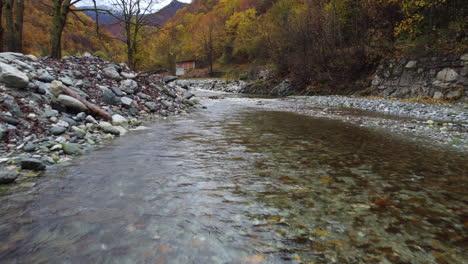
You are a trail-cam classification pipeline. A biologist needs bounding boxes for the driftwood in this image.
[136,68,168,78]
[61,86,112,121]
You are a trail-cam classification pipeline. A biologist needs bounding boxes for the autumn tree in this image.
[108,0,158,70]
[3,0,25,52]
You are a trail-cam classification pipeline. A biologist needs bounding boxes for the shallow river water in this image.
[0,94,467,264]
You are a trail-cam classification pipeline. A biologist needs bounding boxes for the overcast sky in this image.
[77,0,192,11]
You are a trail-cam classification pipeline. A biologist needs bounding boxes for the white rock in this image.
[25,54,39,61]
[112,114,128,126]
[121,97,133,106]
[436,68,458,83]
[0,61,29,88]
[405,60,417,69]
[85,115,97,124]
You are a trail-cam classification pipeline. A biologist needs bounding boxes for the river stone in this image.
[137,92,151,100]
[102,88,119,105]
[36,69,55,83]
[184,92,194,100]
[59,76,74,86]
[19,158,46,171]
[121,97,133,107]
[161,100,173,108]
[120,79,139,94]
[461,54,468,61]
[85,115,97,124]
[72,126,86,138]
[121,72,136,79]
[0,170,18,184]
[99,122,121,136]
[114,126,128,136]
[436,68,458,83]
[112,114,128,126]
[1,114,20,126]
[57,95,88,112]
[63,143,84,155]
[50,125,67,135]
[405,60,417,69]
[144,102,158,112]
[0,94,23,117]
[0,62,29,88]
[110,86,123,97]
[103,66,121,80]
[23,142,37,152]
[25,54,38,61]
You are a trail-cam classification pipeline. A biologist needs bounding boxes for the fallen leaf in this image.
[320,176,331,183]
[316,229,328,236]
[327,240,344,247]
[267,215,281,222]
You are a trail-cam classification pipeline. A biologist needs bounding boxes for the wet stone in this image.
[0,170,18,184]
[19,159,46,171]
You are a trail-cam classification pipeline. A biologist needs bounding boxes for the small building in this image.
[175,60,196,76]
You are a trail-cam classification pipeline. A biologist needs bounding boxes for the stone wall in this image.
[371,54,468,101]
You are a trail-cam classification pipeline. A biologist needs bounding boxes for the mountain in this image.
[81,0,187,27]
[80,6,119,25]
[147,0,188,25]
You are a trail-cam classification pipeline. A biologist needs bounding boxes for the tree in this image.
[2,0,25,52]
[0,1,4,52]
[108,0,158,69]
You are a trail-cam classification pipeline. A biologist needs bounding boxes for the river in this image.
[0,92,467,263]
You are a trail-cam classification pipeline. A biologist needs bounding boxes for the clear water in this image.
[0,96,466,264]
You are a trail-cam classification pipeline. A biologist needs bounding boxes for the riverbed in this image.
[0,92,467,263]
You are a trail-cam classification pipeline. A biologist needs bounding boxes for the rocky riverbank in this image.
[265,95,468,152]
[0,52,196,185]
[171,79,247,93]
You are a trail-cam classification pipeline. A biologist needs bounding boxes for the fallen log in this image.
[61,86,112,121]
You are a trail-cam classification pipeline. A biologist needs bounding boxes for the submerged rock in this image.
[19,159,46,171]
[0,170,18,184]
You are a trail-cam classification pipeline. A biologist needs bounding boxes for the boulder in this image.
[137,92,151,100]
[436,68,458,83]
[25,54,38,61]
[0,170,18,184]
[56,94,88,112]
[19,158,46,171]
[0,94,23,117]
[103,66,121,80]
[23,142,37,152]
[0,61,29,88]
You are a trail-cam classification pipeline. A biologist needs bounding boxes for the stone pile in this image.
[0,52,197,185]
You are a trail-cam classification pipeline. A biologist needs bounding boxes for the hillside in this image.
[147,0,188,25]
[22,0,121,58]
[153,0,467,91]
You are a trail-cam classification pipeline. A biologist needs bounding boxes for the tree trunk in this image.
[0,1,4,52]
[5,0,14,51]
[13,0,25,52]
[50,1,69,58]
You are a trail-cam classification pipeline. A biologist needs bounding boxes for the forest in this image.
[0,0,466,91]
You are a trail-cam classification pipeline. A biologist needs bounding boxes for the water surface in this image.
[0,96,466,263]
